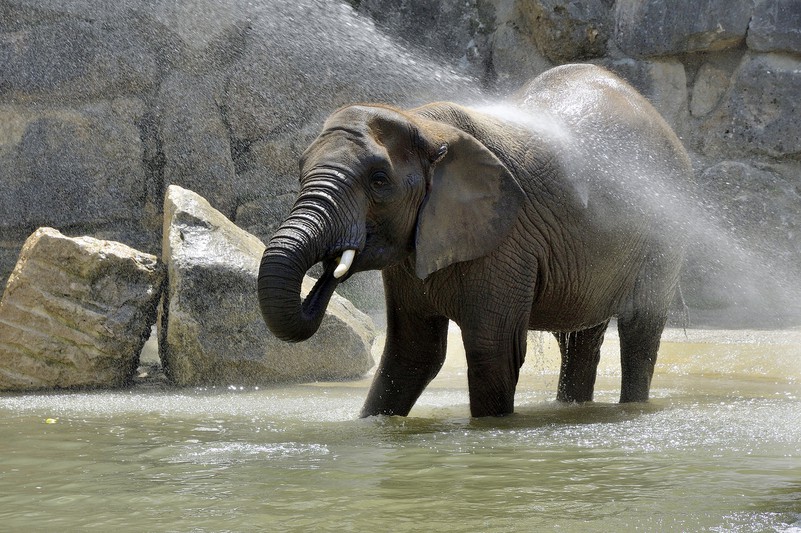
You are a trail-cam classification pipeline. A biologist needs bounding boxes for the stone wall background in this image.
[2,0,800,327]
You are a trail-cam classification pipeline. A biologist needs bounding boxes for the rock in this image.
[683,161,801,327]
[696,161,801,265]
[614,0,753,57]
[701,53,801,158]
[159,185,375,386]
[0,228,164,391]
[230,128,314,227]
[517,0,612,63]
[690,63,730,117]
[141,0,251,73]
[236,194,298,246]
[0,99,149,232]
[747,0,801,55]
[157,71,237,218]
[0,18,157,101]
[223,0,476,141]
[354,0,486,68]
[487,13,553,92]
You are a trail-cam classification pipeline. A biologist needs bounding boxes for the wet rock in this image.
[0,18,157,101]
[157,71,237,218]
[0,228,164,391]
[747,0,801,55]
[701,53,801,158]
[223,0,476,141]
[236,194,298,247]
[487,6,553,92]
[230,128,313,233]
[141,0,251,73]
[690,63,730,117]
[683,161,801,327]
[159,185,375,387]
[697,161,801,264]
[0,99,148,231]
[354,0,486,68]
[614,0,752,57]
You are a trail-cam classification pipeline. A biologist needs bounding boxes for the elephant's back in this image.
[518,64,691,175]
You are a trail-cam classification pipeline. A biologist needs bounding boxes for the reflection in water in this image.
[1,329,800,531]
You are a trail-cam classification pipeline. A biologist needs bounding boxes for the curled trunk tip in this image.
[258,244,339,343]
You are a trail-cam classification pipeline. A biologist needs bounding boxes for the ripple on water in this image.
[170,441,330,466]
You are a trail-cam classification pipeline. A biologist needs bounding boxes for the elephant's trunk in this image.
[257,179,363,342]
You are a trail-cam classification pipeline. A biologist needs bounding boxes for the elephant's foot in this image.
[619,374,652,403]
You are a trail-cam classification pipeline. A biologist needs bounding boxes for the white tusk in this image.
[333,249,356,279]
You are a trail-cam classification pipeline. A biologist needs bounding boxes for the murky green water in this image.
[2,328,800,532]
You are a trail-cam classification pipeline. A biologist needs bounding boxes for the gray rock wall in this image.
[2,0,800,326]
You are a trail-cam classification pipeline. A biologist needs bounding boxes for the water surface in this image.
[1,328,800,532]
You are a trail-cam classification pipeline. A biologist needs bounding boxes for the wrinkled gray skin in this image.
[259,64,692,417]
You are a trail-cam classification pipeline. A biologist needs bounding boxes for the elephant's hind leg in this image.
[617,247,680,403]
[617,311,667,403]
[554,320,609,403]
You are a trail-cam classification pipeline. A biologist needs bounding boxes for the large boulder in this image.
[0,228,164,391]
[159,185,375,386]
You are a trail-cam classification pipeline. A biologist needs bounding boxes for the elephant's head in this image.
[258,104,524,342]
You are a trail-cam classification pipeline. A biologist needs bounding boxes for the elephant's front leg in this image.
[460,319,528,417]
[361,271,449,417]
[361,311,449,417]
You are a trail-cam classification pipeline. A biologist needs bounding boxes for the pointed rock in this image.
[0,228,164,390]
[159,185,375,386]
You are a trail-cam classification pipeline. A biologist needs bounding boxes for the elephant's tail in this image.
[671,282,691,335]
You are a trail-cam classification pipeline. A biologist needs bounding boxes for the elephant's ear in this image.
[415,124,525,280]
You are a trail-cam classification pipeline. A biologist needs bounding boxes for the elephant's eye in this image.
[370,171,390,191]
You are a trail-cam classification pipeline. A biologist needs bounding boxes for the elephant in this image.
[258,64,693,417]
